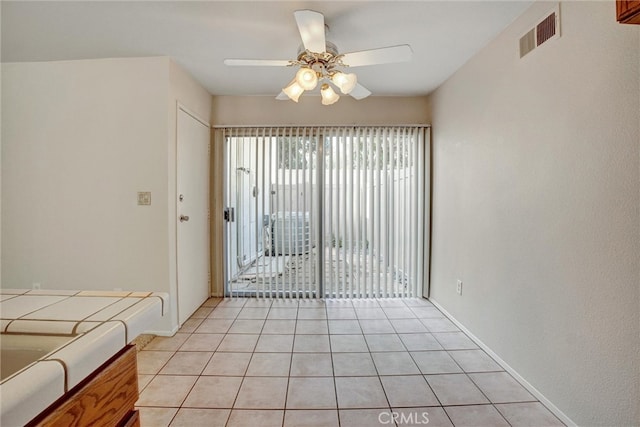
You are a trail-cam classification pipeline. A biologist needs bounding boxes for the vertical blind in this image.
[220,126,427,299]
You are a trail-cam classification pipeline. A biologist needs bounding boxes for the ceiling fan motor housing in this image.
[296,41,344,78]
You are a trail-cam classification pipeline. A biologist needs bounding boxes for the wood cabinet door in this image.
[617,0,640,24]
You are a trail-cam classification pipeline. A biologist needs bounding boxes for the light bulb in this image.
[295,67,318,91]
[283,79,304,102]
[332,71,357,94]
[320,83,340,105]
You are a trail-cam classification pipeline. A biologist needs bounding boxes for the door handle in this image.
[180,215,190,222]
[224,208,235,222]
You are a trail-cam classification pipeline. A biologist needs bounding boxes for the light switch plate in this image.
[138,192,151,205]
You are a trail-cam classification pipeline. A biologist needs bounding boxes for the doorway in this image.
[222,126,429,299]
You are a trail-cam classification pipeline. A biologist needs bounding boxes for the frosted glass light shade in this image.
[283,79,304,102]
[332,71,357,94]
[295,67,318,90]
[320,83,340,105]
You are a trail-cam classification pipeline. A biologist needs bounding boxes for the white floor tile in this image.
[469,372,535,403]
[139,297,555,427]
[335,377,388,409]
[290,353,333,376]
[283,409,339,427]
[445,404,510,426]
[332,352,377,376]
[286,377,337,409]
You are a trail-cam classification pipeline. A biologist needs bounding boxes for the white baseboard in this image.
[144,325,179,337]
[429,298,576,427]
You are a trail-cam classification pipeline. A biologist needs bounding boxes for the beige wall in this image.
[211,95,429,126]
[427,2,639,425]
[1,57,212,334]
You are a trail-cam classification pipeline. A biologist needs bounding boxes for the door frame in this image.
[218,126,430,299]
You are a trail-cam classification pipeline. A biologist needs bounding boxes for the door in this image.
[222,126,427,299]
[225,131,320,297]
[235,139,262,269]
[177,108,210,325]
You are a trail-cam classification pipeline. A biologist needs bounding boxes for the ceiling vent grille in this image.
[519,4,560,59]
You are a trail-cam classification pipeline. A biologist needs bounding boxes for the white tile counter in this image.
[0,289,168,426]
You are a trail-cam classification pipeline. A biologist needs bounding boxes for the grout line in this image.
[324,303,341,427]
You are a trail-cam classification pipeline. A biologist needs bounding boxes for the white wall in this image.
[1,57,212,334]
[2,57,170,294]
[427,2,639,426]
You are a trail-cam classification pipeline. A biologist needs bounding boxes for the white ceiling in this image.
[1,1,532,97]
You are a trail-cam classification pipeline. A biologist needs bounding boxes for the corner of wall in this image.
[169,60,212,122]
[167,61,213,328]
[0,59,3,287]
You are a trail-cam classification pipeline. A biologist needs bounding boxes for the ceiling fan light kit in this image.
[283,78,304,102]
[282,48,356,104]
[224,9,412,106]
[331,71,357,95]
[295,67,318,90]
[320,83,340,105]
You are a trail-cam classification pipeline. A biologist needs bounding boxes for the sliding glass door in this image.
[221,126,428,299]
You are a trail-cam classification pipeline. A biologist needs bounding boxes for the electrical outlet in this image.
[32,282,41,290]
[456,280,463,295]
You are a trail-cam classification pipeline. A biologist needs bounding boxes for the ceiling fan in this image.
[224,10,412,105]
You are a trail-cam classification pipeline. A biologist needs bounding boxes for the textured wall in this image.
[428,2,639,425]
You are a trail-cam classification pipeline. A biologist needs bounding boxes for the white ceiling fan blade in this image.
[224,59,291,67]
[349,83,372,100]
[341,45,413,67]
[294,10,326,54]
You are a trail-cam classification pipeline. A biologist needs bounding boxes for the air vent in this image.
[536,12,557,46]
[519,29,536,58]
[519,4,560,58]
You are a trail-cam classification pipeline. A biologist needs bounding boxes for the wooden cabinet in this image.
[617,0,640,24]
[28,345,139,427]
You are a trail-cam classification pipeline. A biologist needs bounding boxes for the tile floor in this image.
[136,298,565,427]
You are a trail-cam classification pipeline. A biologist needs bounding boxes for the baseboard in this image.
[144,325,179,337]
[429,298,576,427]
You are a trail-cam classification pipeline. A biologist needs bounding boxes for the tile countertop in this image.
[0,289,169,426]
